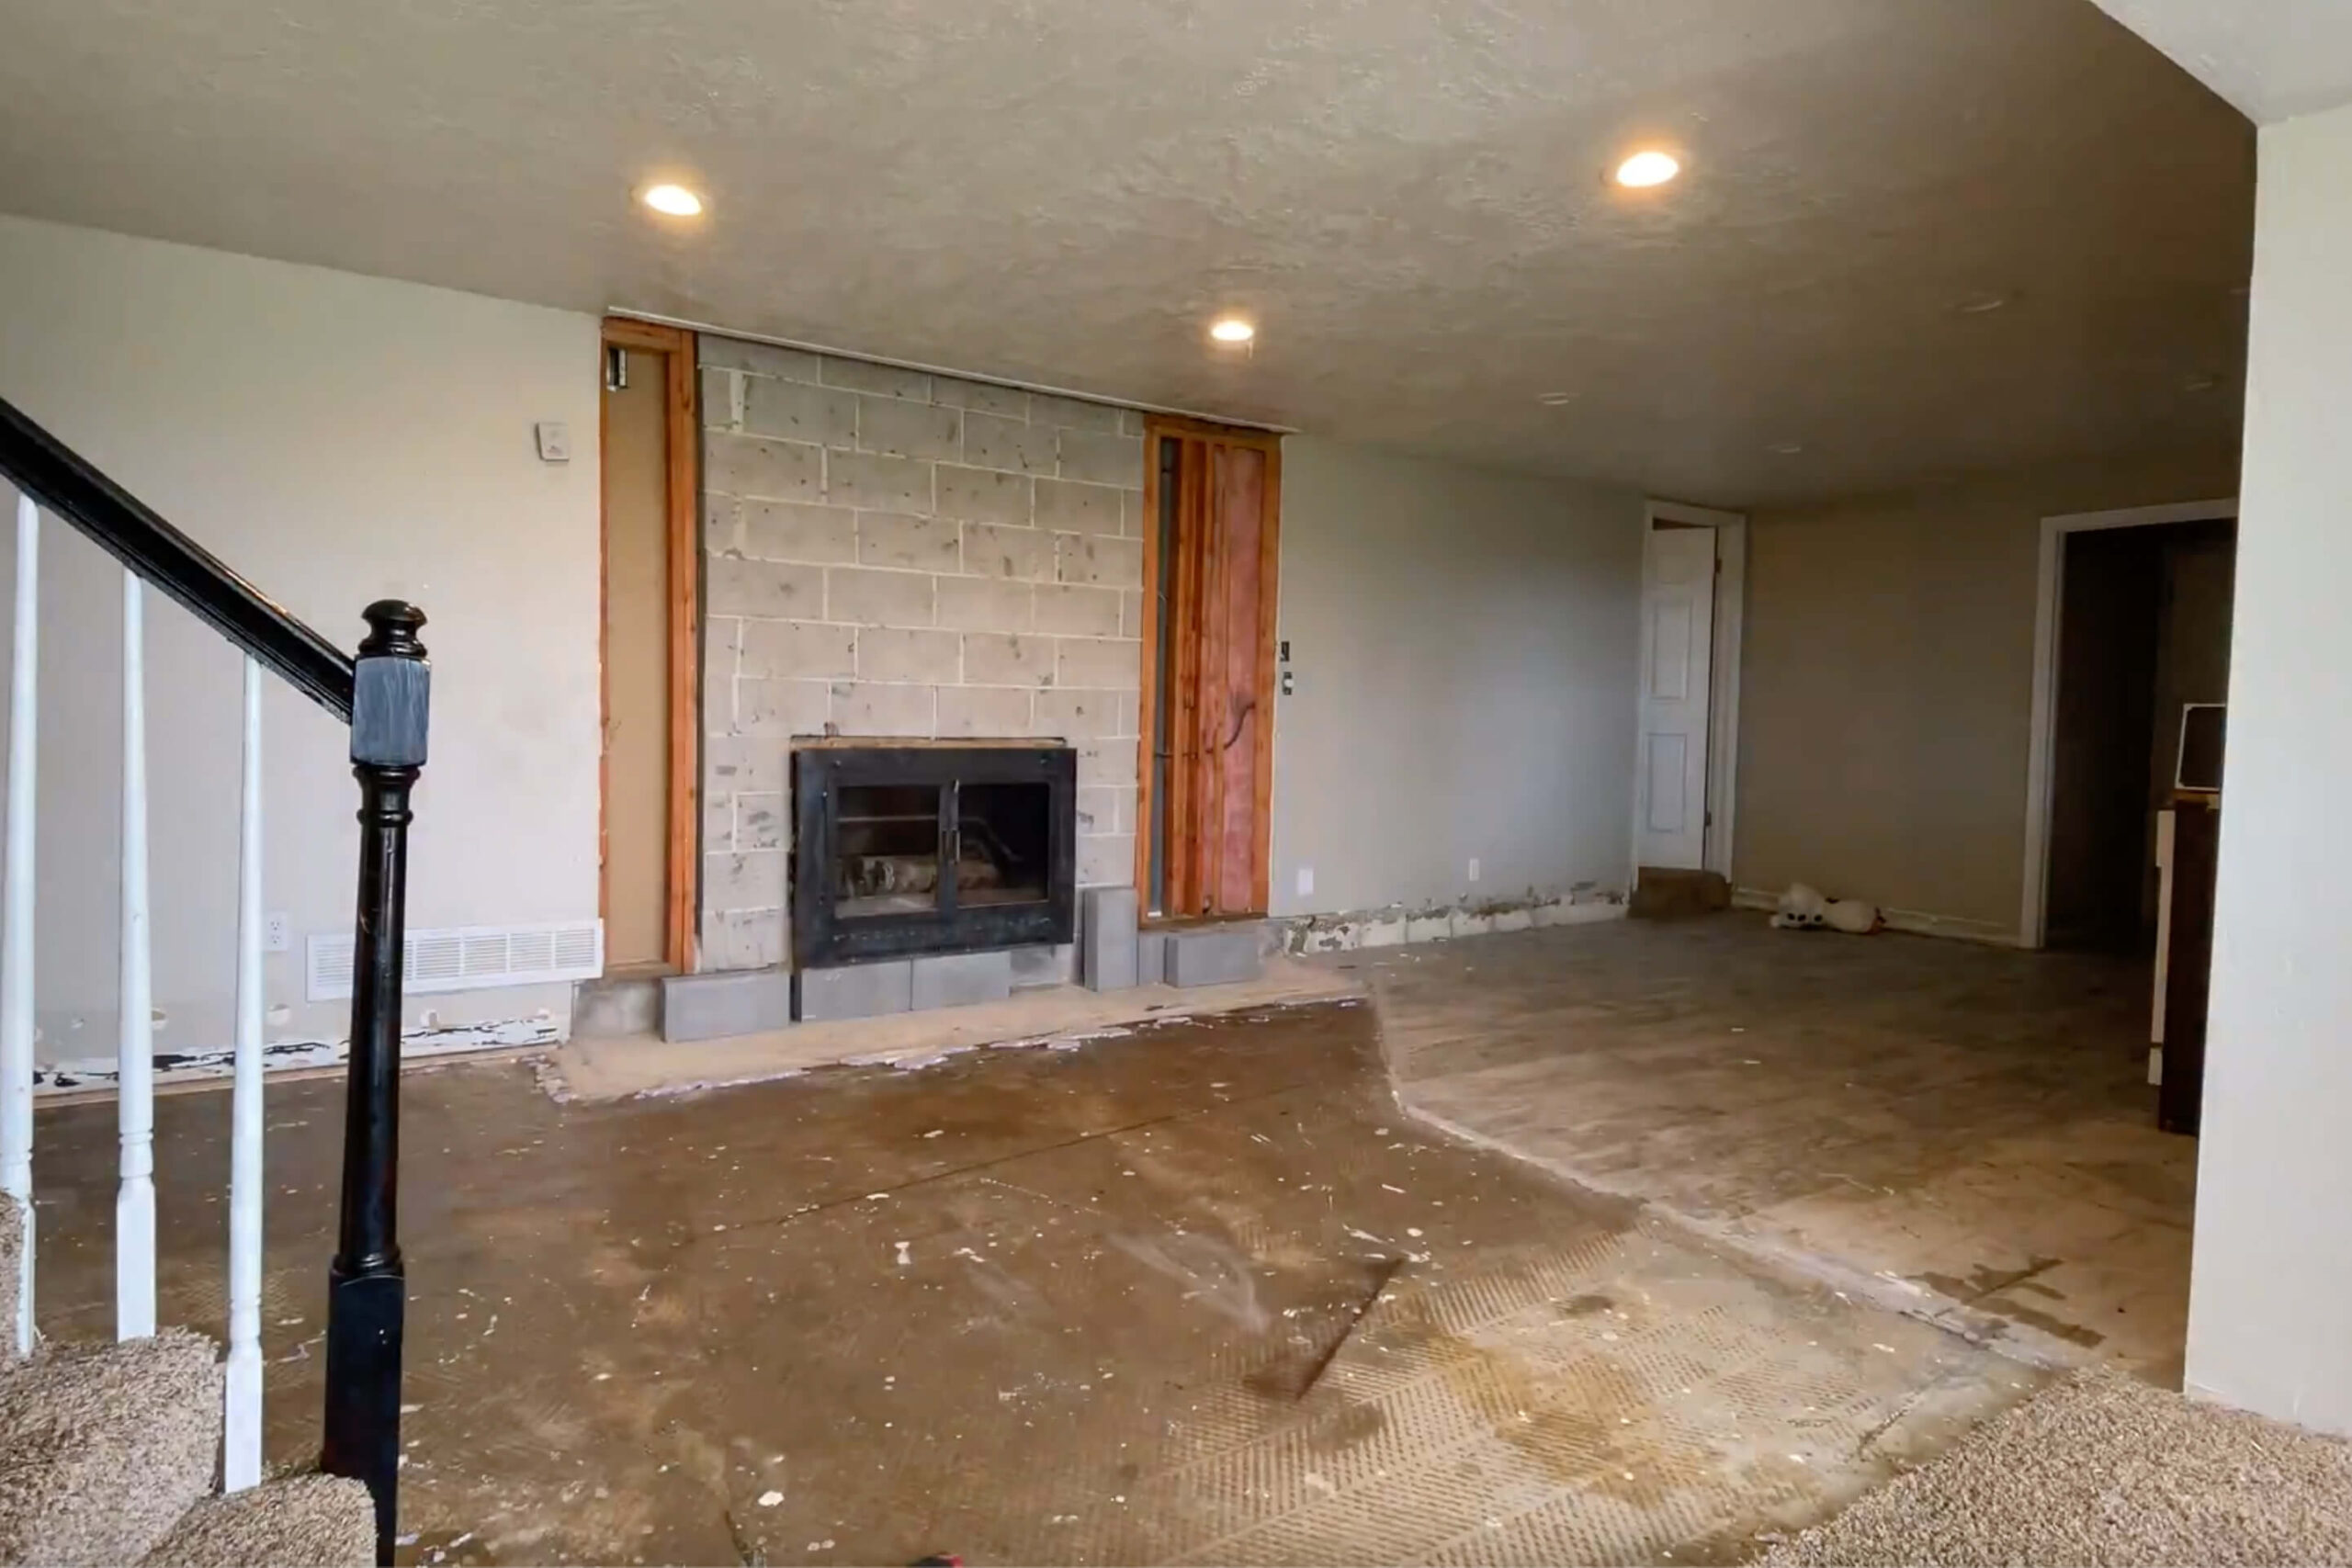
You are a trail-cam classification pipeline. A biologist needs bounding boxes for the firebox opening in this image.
[831,781,1052,917]
[793,742,1079,970]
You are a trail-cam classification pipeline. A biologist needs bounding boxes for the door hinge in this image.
[1704,810,1714,827]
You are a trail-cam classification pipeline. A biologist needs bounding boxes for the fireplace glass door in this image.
[794,745,1077,967]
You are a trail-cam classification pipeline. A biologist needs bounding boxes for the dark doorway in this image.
[2044,519,2234,953]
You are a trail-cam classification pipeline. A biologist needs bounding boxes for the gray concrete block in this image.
[1165,924,1263,987]
[1081,886,1140,991]
[797,959,913,1021]
[571,976,662,1040]
[1009,943,1076,992]
[910,949,1013,1010]
[662,970,793,1043]
[1136,930,1170,987]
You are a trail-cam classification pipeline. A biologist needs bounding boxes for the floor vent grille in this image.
[306,920,605,1001]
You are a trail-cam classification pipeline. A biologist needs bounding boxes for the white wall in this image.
[2186,100,2352,1434]
[1269,437,1643,917]
[0,216,601,1061]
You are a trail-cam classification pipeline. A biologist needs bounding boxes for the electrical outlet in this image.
[1468,858,1481,883]
[1295,865,1315,898]
[264,912,291,953]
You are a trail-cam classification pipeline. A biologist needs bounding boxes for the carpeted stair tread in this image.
[1762,1367,2352,1566]
[141,1473,374,1568]
[0,1327,220,1566]
[0,1197,20,1367]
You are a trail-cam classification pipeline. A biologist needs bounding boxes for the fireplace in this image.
[791,741,1078,968]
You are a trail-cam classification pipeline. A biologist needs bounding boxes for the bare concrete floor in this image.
[1350,915,2194,1377]
[28,998,2039,1566]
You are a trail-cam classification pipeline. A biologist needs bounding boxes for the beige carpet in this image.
[1762,1370,2352,1566]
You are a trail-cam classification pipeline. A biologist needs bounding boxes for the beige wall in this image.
[0,215,602,1058]
[1269,438,1645,917]
[1735,449,2238,935]
[2189,97,2352,1437]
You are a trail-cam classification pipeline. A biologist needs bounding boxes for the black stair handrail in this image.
[0,393,356,719]
[0,391,418,1566]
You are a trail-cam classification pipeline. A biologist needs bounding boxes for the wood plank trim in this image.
[1136,415,1283,919]
[598,317,702,973]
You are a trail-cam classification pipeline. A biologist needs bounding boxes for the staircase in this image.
[0,396,427,1565]
[0,1201,369,1563]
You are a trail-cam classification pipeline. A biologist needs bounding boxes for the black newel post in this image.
[322,600,428,1565]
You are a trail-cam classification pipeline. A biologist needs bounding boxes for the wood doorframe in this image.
[2018,495,2238,951]
[1635,500,1747,883]
[599,316,702,971]
[1134,414,1283,916]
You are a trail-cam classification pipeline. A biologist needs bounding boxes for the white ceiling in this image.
[0,0,2253,506]
[2090,0,2352,124]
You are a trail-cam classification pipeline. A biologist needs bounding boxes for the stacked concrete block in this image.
[1009,943,1077,991]
[1136,929,1171,987]
[697,337,1148,973]
[1080,886,1140,991]
[796,960,914,1022]
[910,950,1013,1010]
[1166,924,1264,987]
[662,970,793,1043]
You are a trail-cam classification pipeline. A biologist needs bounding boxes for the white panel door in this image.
[1637,526,1717,870]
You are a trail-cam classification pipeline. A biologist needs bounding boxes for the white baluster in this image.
[116,573,156,1340]
[2,494,37,1357]
[222,657,264,1492]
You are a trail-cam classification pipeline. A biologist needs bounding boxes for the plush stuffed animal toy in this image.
[1771,883,1883,934]
[1770,883,1828,930]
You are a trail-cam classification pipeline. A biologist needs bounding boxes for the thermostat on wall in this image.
[534,421,571,462]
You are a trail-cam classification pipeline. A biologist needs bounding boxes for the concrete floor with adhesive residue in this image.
[26,994,2044,1565]
[1352,914,2195,1379]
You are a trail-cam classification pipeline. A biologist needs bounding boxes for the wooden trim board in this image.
[599,317,702,973]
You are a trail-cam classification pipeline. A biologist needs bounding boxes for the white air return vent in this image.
[306,920,604,1002]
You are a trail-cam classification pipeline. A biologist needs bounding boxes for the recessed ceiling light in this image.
[640,184,705,217]
[1615,151,1681,188]
[1209,317,1256,344]
[1537,391,1576,407]
[1953,291,2013,315]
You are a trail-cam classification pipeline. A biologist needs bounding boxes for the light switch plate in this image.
[1468,858,1481,883]
[1295,865,1315,898]
[534,421,571,462]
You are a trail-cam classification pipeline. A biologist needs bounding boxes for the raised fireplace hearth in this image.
[792,740,1078,969]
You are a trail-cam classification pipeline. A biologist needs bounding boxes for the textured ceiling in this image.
[0,0,2253,506]
[2089,0,2352,123]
